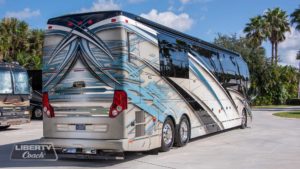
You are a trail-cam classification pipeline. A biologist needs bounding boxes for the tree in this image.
[244,8,290,65]
[0,18,44,69]
[244,15,266,48]
[263,7,290,65]
[291,5,300,30]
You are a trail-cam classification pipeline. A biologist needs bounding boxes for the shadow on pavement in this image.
[0,139,149,168]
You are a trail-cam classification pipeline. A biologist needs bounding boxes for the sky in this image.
[0,0,299,67]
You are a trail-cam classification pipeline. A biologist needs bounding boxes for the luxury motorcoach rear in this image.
[42,11,251,158]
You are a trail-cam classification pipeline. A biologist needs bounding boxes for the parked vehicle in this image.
[42,11,251,159]
[0,62,31,129]
[28,70,42,120]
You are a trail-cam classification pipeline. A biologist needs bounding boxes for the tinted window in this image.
[158,34,189,79]
[0,69,12,94]
[211,53,224,82]
[221,54,238,75]
[236,57,250,89]
[190,45,215,72]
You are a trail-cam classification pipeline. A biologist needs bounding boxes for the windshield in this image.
[13,71,30,94]
[0,70,13,94]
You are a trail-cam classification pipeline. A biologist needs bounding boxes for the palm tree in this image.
[0,18,30,61]
[244,15,266,48]
[263,7,290,65]
[291,5,300,31]
[0,18,44,69]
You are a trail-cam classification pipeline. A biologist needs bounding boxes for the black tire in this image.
[160,118,175,152]
[0,125,10,130]
[32,107,43,120]
[241,110,247,129]
[175,116,190,147]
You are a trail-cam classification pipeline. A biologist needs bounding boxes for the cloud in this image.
[279,26,300,67]
[128,0,145,3]
[80,0,120,12]
[180,0,190,4]
[140,9,194,32]
[5,8,40,19]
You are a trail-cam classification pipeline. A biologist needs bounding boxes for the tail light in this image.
[109,90,128,118]
[43,92,55,118]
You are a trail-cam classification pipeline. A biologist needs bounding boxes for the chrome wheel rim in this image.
[34,108,42,118]
[180,121,188,142]
[163,123,173,145]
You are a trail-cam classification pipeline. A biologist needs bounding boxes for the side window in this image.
[220,54,239,85]
[236,57,250,88]
[158,34,189,79]
[190,45,215,72]
[211,53,224,83]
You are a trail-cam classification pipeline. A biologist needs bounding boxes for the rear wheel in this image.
[241,110,247,129]
[0,125,10,130]
[160,118,175,152]
[32,107,43,120]
[175,116,190,147]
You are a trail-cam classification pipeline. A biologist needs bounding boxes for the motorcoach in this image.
[42,11,251,159]
[0,61,30,129]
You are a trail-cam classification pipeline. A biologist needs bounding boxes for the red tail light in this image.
[43,92,55,118]
[109,90,128,118]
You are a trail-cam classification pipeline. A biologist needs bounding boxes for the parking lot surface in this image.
[0,107,300,169]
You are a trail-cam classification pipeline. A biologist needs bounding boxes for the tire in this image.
[0,125,10,130]
[160,118,175,152]
[241,110,247,129]
[32,107,43,120]
[175,116,190,147]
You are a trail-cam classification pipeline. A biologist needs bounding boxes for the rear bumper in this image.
[0,114,30,126]
[40,137,128,151]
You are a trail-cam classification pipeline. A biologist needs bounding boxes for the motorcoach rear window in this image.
[0,70,12,94]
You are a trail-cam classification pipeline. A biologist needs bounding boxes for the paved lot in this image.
[0,107,300,169]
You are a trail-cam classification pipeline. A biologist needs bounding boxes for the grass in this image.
[273,111,300,119]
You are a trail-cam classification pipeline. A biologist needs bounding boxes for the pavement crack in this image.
[133,159,176,169]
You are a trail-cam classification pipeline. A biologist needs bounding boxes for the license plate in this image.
[76,124,86,130]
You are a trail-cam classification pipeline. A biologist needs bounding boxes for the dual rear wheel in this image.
[160,116,190,152]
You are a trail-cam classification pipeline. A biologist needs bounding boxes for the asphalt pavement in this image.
[0,107,300,169]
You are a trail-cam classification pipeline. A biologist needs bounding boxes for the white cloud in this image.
[5,8,40,19]
[80,0,120,13]
[140,9,194,32]
[279,27,300,67]
[128,0,145,3]
[180,0,190,4]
